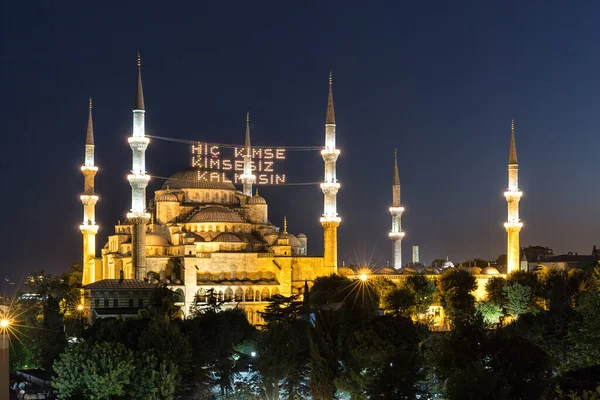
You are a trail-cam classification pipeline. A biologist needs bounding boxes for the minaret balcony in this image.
[320,216,341,224]
[127,212,151,220]
[320,182,340,195]
[80,195,99,203]
[81,165,98,172]
[504,190,522,199]
[389,231,405,238]
[127,174,151,184]
[504,221,523,229]
[389,206,405,214]
[240,173,256,182]
[128,136,150,145]
[321,149,340,161]
[79,224,99,234]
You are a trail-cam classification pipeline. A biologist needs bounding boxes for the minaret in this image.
[240,112,255,196]
[80,98,99,285]
[320,72,341,271]
[389,149,405,269]
[504,119,523,274]
[127,54,151,280]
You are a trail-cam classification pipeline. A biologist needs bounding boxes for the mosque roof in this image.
[212,232,247,243]
[278,232,302,247]
[248,195,267,205]
[189,206,244,223]
[156,192,178,202]
[162,167,236,190]
[146,233,170,246]
[84,279,157,290]
[481,267,500,275]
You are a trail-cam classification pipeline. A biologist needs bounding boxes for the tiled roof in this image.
[83,279,158,290]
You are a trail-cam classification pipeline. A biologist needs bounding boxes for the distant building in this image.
[412,245,420,264]
[531,247,598,271]
[521,245,554,262]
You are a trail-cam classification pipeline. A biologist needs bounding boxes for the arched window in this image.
[272,287,280,296]
[255,290,261,302]
[261,288,270,302]
[247,309,254,324]
[216,225,221,232]
[196,288,206,302]
[205,192,210,202]
[208,225,213,232]
[245,288,254,302]
[224,288,233,301]
[174,288,185,303]
[235,288,244,302]
[218,290,223,302]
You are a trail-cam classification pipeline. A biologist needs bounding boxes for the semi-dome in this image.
[248,195,267,205]
[212,232,246,243]
[146,233,170,246]
[189,206,244,223]
[156,192,179,202]
[297,233,307,238]
[162,167,236,190]
[481,267,500,275]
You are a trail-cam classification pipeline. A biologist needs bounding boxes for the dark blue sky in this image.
[2,1,600,284]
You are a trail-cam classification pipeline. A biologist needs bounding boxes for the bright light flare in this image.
[0,319,9,329]
[359,274,368,282]
[77,304,84,312]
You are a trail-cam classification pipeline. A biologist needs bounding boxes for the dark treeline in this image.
[8,263,600,399]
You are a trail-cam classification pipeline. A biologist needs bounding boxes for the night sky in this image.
[2,1,600,287]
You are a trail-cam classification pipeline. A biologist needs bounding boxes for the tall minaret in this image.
[320,72,341,271]
[127,54,151,280]
[504,120,522,274]
[240,112,255,196]
[389,149,405,269]
[80,98,99,285]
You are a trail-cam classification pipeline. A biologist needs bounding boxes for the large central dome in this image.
[162,167,236,190]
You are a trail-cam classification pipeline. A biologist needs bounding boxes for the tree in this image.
[436,269,478,326]
[127,354,180,400]
[485,276,507,306]
[403,275,435,315]
[504,283,531,319]
[382,287,414,317]
[53,341,134,399]
[476,301,503,325]
[138,316,191,371]
[308,311,338,400]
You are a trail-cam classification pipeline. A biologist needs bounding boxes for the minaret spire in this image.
[134,53,145,111]
[127,54,151,280]
[326,71,335,125]
[80,98,99,285]
[504,119,523,274]
[240,112,255,196]
[509,119,518,164]
[389,149,405,269]
[320,72,341,271]
[86,97,94,145]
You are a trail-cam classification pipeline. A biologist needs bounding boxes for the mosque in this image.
[80,57,522,324]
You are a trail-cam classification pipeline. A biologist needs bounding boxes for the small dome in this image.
[189,206,244,223]
[481,267,500,275]
[297,233,307,238]
[464,266,482,275]
[337,267,354,275]
[156,192,178,202]
[442,261,455,269]
[379,267,397,274]
[248,195,267,205]
[162,166,236,190]
[402,267,418,275]
[279,232,301,247]
[146,233,170,246]
[212,232,246,243]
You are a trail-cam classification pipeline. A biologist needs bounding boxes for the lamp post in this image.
[0,318,10,400]
[77,304,85,336]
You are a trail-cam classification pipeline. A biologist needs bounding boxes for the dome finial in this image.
[137,52,141,67]
[283,216,287,233]
[255,188,259,196]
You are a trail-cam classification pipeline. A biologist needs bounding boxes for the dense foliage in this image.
[7,263,600,399]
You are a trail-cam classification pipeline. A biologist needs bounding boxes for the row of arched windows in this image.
[196,287,280,303]
[187,224,250,233]
[190,191,236,204]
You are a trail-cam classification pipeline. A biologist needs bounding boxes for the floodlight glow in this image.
[0,319,9,329]
[359,274,368,282]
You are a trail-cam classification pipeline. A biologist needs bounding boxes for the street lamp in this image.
[0,317,10,399]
